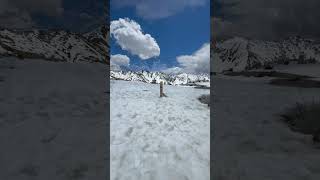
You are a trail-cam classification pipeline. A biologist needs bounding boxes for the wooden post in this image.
[160,81,164,97]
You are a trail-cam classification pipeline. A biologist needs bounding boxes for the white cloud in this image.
[161,67,184,74]
[110,18,160,60]
[176,43,210,74]
[110,63,121,71]
[112,0,208,20]
[110,54,130,71]
[111,54,130,66]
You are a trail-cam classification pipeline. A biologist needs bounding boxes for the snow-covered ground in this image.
[110,80,210,180]
[212,73,320,179]
[274,64,320,80]
[0,57,108,179]
[193,81,211,87]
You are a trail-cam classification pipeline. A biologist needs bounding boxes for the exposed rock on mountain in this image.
[0,25,109,64]
[213,36,320,72]
[110,70,210,86]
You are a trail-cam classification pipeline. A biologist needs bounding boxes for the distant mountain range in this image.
[1,26,319,76]
[111,70,210,86]
[213,36,320,72]
[0,25,109,64]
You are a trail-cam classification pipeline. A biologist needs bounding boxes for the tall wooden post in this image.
[160,81,164,97]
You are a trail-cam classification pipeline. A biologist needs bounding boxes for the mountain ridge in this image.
[0,25,109,64]
[111,70,210,86]
[213,36,320,72]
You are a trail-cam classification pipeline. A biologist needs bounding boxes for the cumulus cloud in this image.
[110,18,160,60]
[161,67,184,75]
[111,0,208,20]
[110,54,130,71]
[175,43,210,74]
[111,54,130,66]
[213,0,320,40]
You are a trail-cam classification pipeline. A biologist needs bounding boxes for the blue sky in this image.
[110,0,210,73]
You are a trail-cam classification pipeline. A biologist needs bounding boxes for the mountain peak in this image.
[111,71,210,86]
[0,27,109,64]
[213,36,320,73]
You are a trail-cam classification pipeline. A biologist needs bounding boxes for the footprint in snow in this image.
[131,113,138,118]
[168,117,175,121]
[142,144,150,152]
[145,122,152,127]
[168,126,174,131]
[125,127,133,137]
[36,111,50,118]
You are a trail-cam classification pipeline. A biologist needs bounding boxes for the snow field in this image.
[212,76,320,180]
[111,80,210,180]
[0,58,108,180]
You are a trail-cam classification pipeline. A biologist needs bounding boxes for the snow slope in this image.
[212,76,320,180]
[110,80,210,180]
[0,57,108,180]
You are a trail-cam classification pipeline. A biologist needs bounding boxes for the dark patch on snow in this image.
[183,83,210,89]
[41,132,59,144]
[224,70,312,79]
[194,86,210,89]
[125,127,133,137]
[0,65,15,70]
[19,164,39,177]
[270,78,320,88]
[198,94,210,107]
[280,102,320,143]
[160,93,168,97]
[67,163,89,179]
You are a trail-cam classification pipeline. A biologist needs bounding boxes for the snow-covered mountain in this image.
[0,25,109,64]
[213,36,320,72]
[111,70,210,86]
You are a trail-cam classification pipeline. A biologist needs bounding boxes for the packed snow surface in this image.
[274,64,320,80]
[212,36,320,72]
[212,75,320,180]
[0,57,107,179]
[110,80,210,180]
[0,26,108,63]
